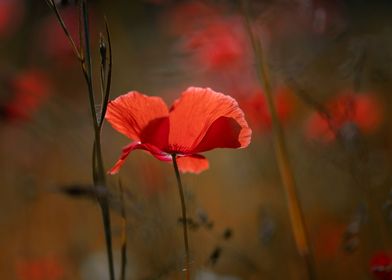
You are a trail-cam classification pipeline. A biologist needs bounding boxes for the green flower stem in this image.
[172,154,191,280]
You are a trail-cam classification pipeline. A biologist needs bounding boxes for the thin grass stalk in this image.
[172,154,190,280]
[44,1,115,279]
[119,181,127,280]
[99,32,106,105]
[99,18,113,129]
[241,1,316,279]
[80,2,115,279]
[80,0,99,131]
[44,0,82,59]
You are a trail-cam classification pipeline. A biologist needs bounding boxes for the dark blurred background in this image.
[2,0,392,279]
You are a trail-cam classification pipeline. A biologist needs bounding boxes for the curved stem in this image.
[172,154,190,280]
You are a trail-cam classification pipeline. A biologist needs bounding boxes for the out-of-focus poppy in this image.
[106,87,251,174]
[0,0,24,38]
[370,252,392,280]
[182,17,249,71]
[238,87,295,133]
[305,92,383,143]
[38,7,78,65]
[37,6,97,67]
[2,69,51,122]
[163,1,218,36]
[16,257,64,280]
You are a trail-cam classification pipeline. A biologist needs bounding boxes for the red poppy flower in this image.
[106,87,252,174]
[305,92,383,143]
[3,69,51,122]
[238,87,295,133]
[16,258,64,280]
[370,252,392,280]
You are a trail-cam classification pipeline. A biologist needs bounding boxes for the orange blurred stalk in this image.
[241,1,316,279]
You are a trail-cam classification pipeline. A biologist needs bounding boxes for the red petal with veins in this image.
[106,91,169,142]
[168,87,251,154]
[193,116,242,153]
[139,116,170,149]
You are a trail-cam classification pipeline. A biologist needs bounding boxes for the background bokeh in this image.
[2,0,392,279]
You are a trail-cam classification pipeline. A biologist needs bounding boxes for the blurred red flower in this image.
[0,0,24,38]
[370,252,392,280]
[183,18,248,71]
[164,1,218,36]
[238,87,295,133]
[16,258,64,280]
[106,87,252,174]
[305,92,383,143]
[38,7,77,65]
[3,69,51,122]
[37,6,97,67]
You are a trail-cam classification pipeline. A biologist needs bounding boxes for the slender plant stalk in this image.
[241,1,316,279]
[45,1,115,279]
[172,154,191,280]
[99,17,113,129]
[43,0,82,59]
[119,181,128,280]
[80,2,115,278]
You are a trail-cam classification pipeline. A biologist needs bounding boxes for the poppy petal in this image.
[139,116,170,149]
[168,87,251,153]
[108,141,171,175]
[177,154,209,174]
[193,116,242,153]
[106,91,169,141]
